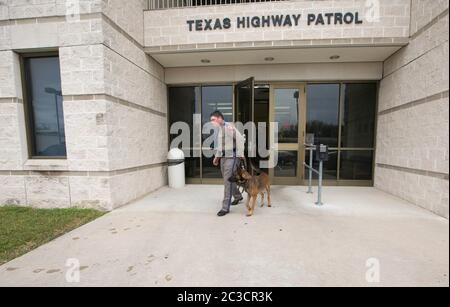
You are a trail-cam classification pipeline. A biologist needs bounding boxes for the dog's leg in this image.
[245,194,251,211]
[251,196,257,215]
[267,185,272,207]
[260,192,265,207]
[247,196,256,217]
[245,194,252,216]
[246,196,253,216]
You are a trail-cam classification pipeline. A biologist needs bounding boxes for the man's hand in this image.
[226,124,235,131]
[213,157,220,166]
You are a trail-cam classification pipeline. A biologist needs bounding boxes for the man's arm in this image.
[234,127,245,158]
[225,123,245,158]
[213,127,223,166]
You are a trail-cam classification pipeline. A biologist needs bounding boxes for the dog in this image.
[232,159,272,217]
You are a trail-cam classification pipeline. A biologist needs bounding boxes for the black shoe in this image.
[231,197,244,206]
[217,210,229,217]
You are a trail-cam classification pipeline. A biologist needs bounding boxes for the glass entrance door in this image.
[235,77,254,124]
[234,77,255,170]
[269,84,306,185]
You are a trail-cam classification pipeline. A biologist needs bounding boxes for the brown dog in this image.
[235,166,272,217]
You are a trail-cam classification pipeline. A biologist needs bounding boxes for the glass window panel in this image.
[202,149,222,179]
[168,86,201,144]
[25,56,66,157]
[254,86,270,127]
[185,156,201,179]
[341,84,377,148]
[236,82,252,124]
[201,86,233,179]
[304,148,338,180]
[168,87,201,178]
[254,86,270,169]
[274,89,299,144]
[306,84,340,148]
[339,151,374,180]
[275,151,298,177]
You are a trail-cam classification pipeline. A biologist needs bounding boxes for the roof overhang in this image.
[148,44,405,68]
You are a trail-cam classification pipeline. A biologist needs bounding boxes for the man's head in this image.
[210,110,225,127]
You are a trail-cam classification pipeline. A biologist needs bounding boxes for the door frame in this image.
[269,83,306,185]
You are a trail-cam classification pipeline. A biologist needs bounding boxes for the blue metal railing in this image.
[304,143,324,206]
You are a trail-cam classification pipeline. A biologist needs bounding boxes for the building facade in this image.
[0,0,448,218]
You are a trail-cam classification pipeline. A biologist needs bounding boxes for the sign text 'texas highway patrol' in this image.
[187,12,364,31]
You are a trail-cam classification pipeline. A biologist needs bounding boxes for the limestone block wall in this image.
[0,51,27,172]
[144,0,411,52]
[0,0,168,210]
[375,0,449,218]
[102,0,146,46]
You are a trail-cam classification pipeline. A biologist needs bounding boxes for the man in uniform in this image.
[210,111,245,217]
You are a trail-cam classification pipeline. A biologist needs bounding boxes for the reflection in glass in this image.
[25,56,66,157]
[304,148,338,180]
[340,151,374,180]
[274,89,299,143]
[275,151,297,177]
[341,84,377,148]
[306,84,340,148]
[201,86,233,126]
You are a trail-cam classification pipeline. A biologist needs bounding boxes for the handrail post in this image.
[315,160,323,206]
[307,146,313,194]
[303,143,325,206]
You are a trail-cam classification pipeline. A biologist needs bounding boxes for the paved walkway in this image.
[0,185,448,287]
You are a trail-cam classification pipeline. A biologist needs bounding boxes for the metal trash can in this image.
[167,148,185,189]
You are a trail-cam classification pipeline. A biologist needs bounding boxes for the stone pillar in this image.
[0,0,168,210]
[375,0,449,218]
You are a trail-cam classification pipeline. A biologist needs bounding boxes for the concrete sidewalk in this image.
[0,185,448,287]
